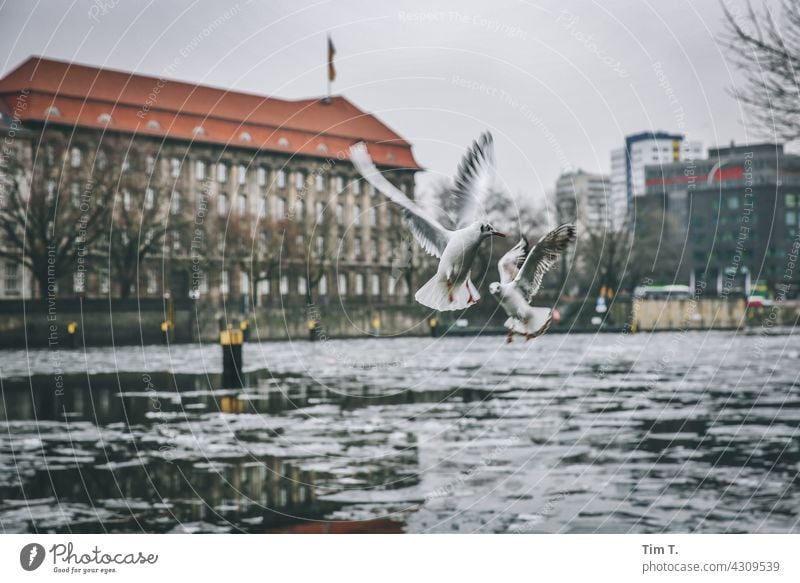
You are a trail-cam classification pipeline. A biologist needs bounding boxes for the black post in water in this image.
[220,327,244,388]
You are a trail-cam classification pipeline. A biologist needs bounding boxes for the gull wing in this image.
[451,131,496,229]
[497,236,529,284]
[513,224,577,300]
[349,142,450,258]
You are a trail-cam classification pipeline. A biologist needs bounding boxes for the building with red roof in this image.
[0,56,421,312]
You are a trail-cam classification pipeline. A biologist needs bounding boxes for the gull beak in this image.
[493,231,506,238]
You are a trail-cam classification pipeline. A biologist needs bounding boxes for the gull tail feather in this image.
[504,307,552,338]
[415,275,480,311]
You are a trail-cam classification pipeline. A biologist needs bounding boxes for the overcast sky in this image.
[0,0,762,216]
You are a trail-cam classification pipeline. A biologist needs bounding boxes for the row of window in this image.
[65,146,413,197]
[220,272,407,297]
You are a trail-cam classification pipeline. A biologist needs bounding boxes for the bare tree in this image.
[0,132,115,298]
[722,0,800,140]
[104,146,176,298]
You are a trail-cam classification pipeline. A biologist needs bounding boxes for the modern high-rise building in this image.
[642,142,800,297]
[611,131,702,228]
[555,169,611,232]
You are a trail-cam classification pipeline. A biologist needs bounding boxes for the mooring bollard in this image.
[429,317,439,338]
[160,320,172,344]
[220,327,244,388]
[308,318,318,342]
[67,321,78,348]
[371,315,381,336]
[239,318,250,342]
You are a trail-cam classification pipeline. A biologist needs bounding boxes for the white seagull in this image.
[490,224,577,342]
[349,132,505,311]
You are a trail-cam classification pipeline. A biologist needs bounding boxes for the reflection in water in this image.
[1,331,799,533]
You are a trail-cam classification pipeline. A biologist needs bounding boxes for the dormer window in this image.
[386,151,395,161]
[240,131,252,143]
[44,106,61,117]
[147,119,161,130]
[278,137,289,147]
[316,143,328,153]
[97,113,112,124]
[193,126,206,136]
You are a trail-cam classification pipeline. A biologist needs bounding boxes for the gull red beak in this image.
[493,231,506,238]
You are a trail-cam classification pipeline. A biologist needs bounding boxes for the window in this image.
[315,174,325,192]
[146,269,158,295]
[217,163,228,183]
[353,204,361,226]
[276,197,286,218]
[727,196,740,210]
[295,171,305,191]
[787,212,797,226]
[352,179,361,195]
[316,235,325,255]
[193,125,206,136]
[336,203,344,225]
[170,158,181,178]
[122,189,131,211]
[277,169,286,188]
[316,201,325,223]
[218,193,229,217]
[369,207,377,227]
[786,194,797,208]
[70,147,82,168]
[335,176,344,192]
[355,274,365,295]
[257,279,270,297]
[239,131,252,143]
[221,271,230,295]
[240,272,250,296]
[354,237,362,258]
[367,183,375,197]
[146,155,155,175]
[258,167,267,187]
[295,199,305,218]
[298,276,307,295]
[97,112,112,124]
[195,160,206,180]
[70,182,81,207]
[5,262,19,294]
[338,273,347,295]
[172,232,182,252]
[171,191,181,215]
[238,164,247,185]
[388,276,397,296]
[280,275,289,295]
[145,188,155,210]
[319,274,328,295]
[238,193,247,215]
[371,238,378,261]
[147,119,161,130]
[371,274,380,296]
[100,269,111,295]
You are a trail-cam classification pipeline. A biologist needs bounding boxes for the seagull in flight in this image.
[490,224,577,342]
[349,132,505,311]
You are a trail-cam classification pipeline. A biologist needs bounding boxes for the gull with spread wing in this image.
[349,132,505,311]
[490,224,577,342]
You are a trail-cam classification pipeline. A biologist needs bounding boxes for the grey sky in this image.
[0,0,757,218]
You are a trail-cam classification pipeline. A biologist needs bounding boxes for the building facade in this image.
[555,169,611,232]
[611,131,702,229]
[643,142,800,297]
[0,57,421,308]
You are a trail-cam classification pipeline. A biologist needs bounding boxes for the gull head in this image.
[489,282,502,296]
[479,223,506,239]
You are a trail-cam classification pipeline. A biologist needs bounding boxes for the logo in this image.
[20,543,46,571]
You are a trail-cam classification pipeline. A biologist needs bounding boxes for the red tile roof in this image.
[0,56,420,169]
